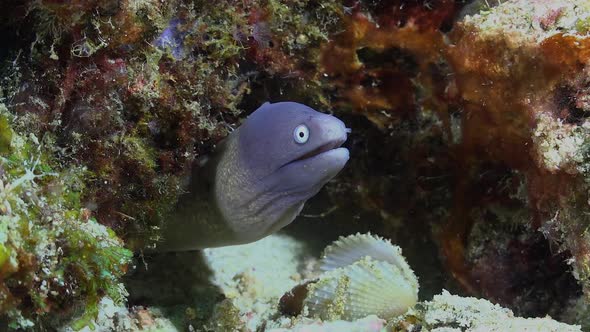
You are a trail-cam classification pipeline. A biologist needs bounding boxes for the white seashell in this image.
[302,233,419,321]
[320,233,413,275]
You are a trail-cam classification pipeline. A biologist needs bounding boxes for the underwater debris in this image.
[281,233,418,321]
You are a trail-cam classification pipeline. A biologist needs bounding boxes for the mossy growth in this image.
[0,105,131,330]
[204,299,245,331]
[0,115,11,154]
[0,0,345,328]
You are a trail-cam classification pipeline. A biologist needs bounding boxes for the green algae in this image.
[0,115,11,155]
[0,107,131,330]
[576,17,590,34]
[61,221,132,331]
[0,243,10,269]
[205,299,245,332]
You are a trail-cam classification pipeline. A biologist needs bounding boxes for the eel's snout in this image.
[278,113,350,189]
[291,113,349,163]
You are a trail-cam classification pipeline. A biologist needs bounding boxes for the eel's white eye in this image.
[293,124,310,144]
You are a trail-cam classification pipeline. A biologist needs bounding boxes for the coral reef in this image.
[391,290,582,332]
[439,0,590,317]
[2,0,590,330]
[0,104,131,329]
[0,0,343,329]
[300,0,590,326]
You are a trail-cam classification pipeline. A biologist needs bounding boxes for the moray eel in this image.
[160,102,349,250]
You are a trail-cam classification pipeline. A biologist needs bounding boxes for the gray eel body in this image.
[160,102,349,250]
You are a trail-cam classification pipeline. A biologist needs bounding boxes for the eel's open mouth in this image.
[293,137,347,162]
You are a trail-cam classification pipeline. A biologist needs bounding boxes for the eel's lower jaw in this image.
[293,137,347,162]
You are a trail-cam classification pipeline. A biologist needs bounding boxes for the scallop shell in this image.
[303,233,419,321]
[320,233,413,275]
